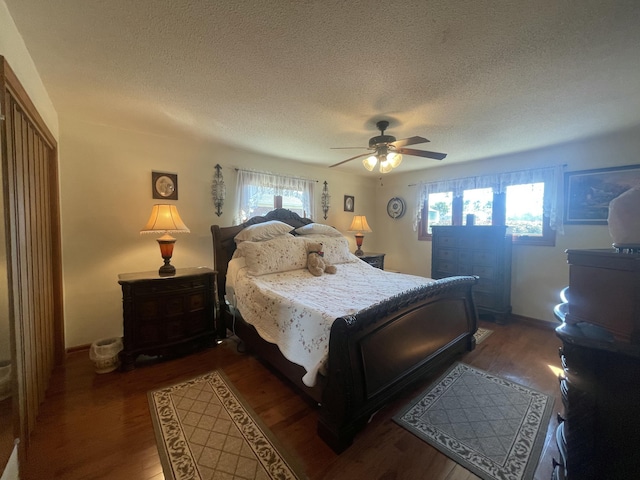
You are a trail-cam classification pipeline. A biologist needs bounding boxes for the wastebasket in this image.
[89,337,123,374]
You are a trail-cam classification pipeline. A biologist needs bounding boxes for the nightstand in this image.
[359,252,385,270]
[118,267,217,370]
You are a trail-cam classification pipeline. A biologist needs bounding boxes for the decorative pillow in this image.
[234,220,294,244]
[305,236,356,264]
[294,223,343,237]
[236,236,308,276]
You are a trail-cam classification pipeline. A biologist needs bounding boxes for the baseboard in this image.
[66,344,90,354]
[510,313,558,331]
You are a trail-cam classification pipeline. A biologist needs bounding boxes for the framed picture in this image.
[564,164,640,224]
[344,195,354,212]
[152,171,178,200]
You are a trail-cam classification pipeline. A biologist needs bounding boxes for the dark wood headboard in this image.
[210,209,314,306]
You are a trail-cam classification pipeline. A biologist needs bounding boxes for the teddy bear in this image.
[306,242,337,276]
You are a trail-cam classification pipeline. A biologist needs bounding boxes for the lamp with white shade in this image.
[348,215,372,257]
[140,204,190,276]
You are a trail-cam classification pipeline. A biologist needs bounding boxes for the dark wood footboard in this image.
[317,275,478,452]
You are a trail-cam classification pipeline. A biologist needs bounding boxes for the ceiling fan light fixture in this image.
[379,159,393,174]
[387,152,402,168]
[329,120,446,171]
[363,155,377,171]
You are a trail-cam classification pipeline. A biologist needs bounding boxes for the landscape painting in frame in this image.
[565,164,640,225]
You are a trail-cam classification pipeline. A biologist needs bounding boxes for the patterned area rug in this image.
[474,328,494,344]
[148,371,306,480]
[394,363,553,480]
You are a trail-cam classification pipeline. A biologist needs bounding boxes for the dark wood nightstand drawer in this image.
[359,253,385,270]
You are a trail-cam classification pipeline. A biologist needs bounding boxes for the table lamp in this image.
[348,215,372,257]
[140,204,190,276]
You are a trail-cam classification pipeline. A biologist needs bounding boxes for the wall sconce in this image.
[348,215,372,257]
[211,164,225,216]
[321,181,330,220]
[140,204,190,276]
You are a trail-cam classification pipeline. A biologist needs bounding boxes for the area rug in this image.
[393,362,553,480]
[148,370,306,480]
[474,328,493,344]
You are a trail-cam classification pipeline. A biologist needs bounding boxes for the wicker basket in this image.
[89,337,123,374]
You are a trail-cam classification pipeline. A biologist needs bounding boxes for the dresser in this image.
[431,226,512,322]
[553,249,640,479]
[118,267,217,370]
[359,252,385,270]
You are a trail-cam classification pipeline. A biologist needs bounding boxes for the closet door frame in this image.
[0,55,64,463]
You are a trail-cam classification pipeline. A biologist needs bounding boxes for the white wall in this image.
[0,1,58,138]
[374,126,640,323]
[59,117,376,347]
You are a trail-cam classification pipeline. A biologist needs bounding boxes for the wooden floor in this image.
[21,319,562,480]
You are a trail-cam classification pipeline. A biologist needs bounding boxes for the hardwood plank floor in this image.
[21,320,562,479]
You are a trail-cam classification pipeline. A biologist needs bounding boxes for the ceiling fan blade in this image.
[396,147,447,160]
[329,152,372,168]
[391,136,429,148]
[330,147,370,150]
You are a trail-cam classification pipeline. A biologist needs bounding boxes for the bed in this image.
[211,209,478,452]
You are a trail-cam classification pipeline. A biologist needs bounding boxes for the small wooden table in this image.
[118,267,217,370]
[359,252,385,270]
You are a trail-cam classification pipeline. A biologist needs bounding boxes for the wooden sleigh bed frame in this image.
[211,209,479,452]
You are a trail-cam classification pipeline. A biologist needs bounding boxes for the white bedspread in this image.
[230,260,435,387]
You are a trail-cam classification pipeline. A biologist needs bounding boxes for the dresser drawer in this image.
[473,292,502,310]
[435,235,458,248]
[472,265,495,281]
[433,261,457,276]
[437,248,457,261]
[473,250,497,266]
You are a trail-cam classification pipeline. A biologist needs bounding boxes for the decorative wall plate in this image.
[387,197,406,219]
[152,171,178,200]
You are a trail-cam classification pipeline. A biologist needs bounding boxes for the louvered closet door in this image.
[2,58,63,448]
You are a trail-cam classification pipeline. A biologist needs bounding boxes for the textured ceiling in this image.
[5,0,640,175]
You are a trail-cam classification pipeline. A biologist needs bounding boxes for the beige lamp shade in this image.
[140,204,190,276]
[348,215,372,233]
[140,204,190,234]
[348,215,371,257]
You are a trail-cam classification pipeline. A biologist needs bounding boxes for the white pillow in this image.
[305,236,356,265]
[237,236,308,276]
[234,220,294,244]
[294,223,343,237]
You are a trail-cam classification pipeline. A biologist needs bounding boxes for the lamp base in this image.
[158,263,176,276]
[157,236,177,276]
[354,233,365,257]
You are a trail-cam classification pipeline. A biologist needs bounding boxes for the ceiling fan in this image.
[330,120,447,173]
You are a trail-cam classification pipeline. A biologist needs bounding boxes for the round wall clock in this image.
[387,197,406,219]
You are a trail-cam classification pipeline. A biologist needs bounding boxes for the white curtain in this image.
[235,169,316,223]
[413,165,565,234]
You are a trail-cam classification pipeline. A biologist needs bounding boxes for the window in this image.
[505,183,544,235]
[463,188,493,226]
[235,170,315,223]
[417,166,562,246]
[424,191,453,234]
